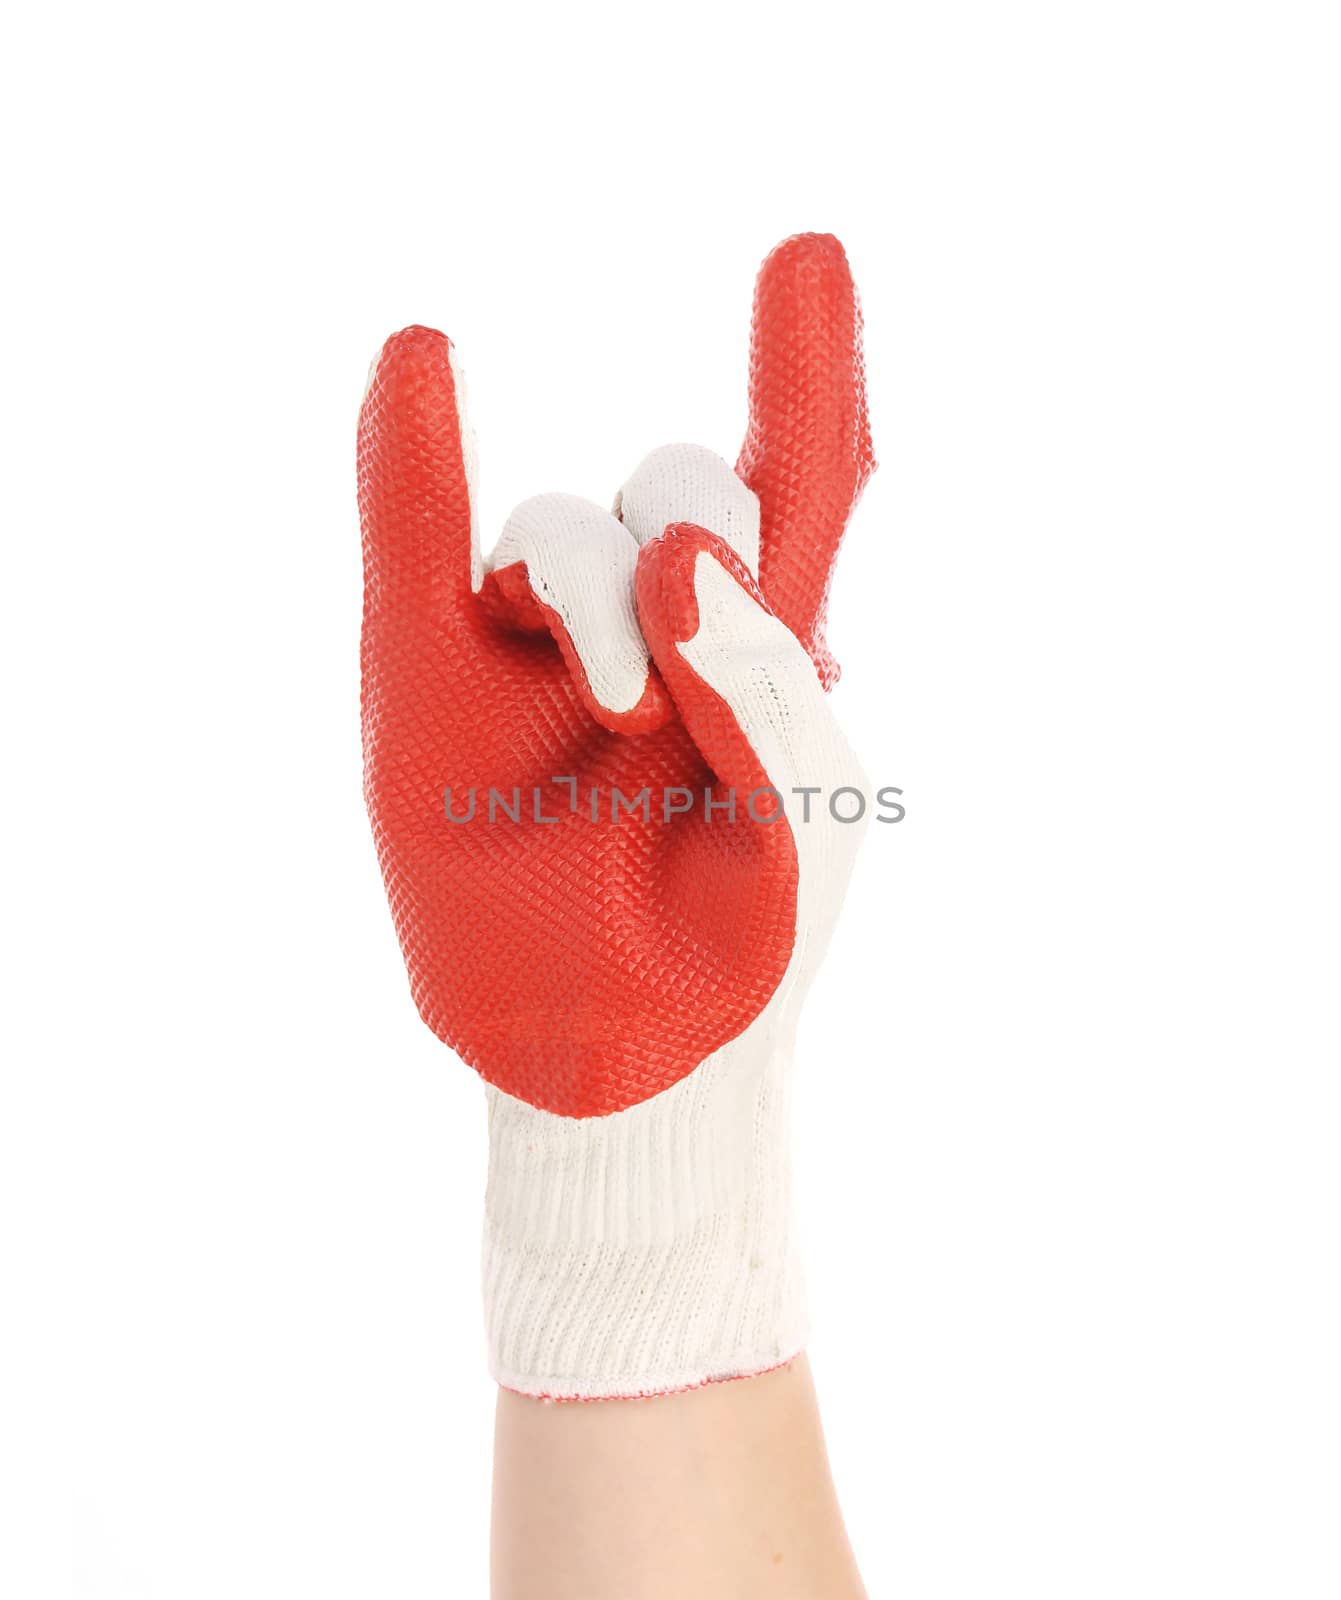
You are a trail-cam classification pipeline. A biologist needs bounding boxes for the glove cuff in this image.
[481,1033,805,1400]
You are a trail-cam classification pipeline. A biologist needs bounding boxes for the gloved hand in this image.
[359,233,876,1398]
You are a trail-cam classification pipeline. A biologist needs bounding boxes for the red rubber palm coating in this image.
[359,331,797,1117]
[360,235,872,1117]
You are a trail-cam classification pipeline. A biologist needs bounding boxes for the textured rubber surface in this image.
[359,235,871,1117]
[739,233,875,689]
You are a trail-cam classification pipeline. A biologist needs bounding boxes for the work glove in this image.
[359,233,875,1398]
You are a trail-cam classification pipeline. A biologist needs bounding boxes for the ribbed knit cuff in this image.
[482,1035,805,1399]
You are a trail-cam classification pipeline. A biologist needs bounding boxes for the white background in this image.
[4,2,1338,1595]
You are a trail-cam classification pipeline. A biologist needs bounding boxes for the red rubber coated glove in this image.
[359,234,873,1121]
[360,235,876,1397]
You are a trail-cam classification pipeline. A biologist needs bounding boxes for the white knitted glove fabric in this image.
[481,446,868,1400]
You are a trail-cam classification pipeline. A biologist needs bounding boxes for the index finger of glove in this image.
[736,234,875,687]
[358,326,482,623]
